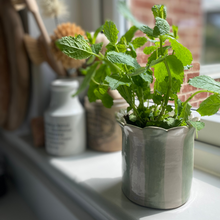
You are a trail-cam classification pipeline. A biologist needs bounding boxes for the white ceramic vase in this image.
[44,79,86,156]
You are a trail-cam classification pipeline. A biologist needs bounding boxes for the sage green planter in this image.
[118,121,195,209]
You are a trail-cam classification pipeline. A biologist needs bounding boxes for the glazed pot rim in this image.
[116,119,190,132]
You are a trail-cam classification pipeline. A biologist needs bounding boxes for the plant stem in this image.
[92,78,108,87]
[157,58,172,121]
[115,44,135,108]
[115,45,120,53]
[123,85,144,124]
[160,38,163,56]
[182,90,214,107]
[156,48,158,59]
[140,88,144,109]
[153,105,158,116]
[156,36,171,121]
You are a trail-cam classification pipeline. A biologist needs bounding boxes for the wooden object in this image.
[24,0,66,76]
[31,117,45,147]
[0,0,30,130]
[24,34,45,65]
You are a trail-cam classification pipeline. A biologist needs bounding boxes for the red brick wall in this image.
[130,0,220,108]
[130,0,202,61]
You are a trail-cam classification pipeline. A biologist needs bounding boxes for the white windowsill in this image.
[0,131,220,220]
[200,64,220,79]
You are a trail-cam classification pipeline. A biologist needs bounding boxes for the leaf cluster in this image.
[55,3,220,132]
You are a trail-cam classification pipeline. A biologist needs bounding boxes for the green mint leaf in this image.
[163,118,181,128]
[105,74,132,90]
[153,26,161,37]
[174,94,178,116]
[153,94,163,105]
[116,44,127,52]
[103,20,119,45]
[151,5,167,19]
[150,54,168,68]
[86,32,93,44]
[56,35,93,59]
[132,75,147,87]
[165,55,184,80]
[103,59,122,74]
[138,25,154,37]
[101,93,114,108]
[188,75,220,94]
[153,60,166,83]
[88,82,98,102]
[80,66,90,75]
[94,89,113,108]
[188,120,205,138]
[127,106,132,112]
[197,94,220,116]
[106,42,127,53]
[106,51,140,69]
[139,69,153,83]
[151,5,160,18]
[129,67,146,76]
[98,85,108,95]
[147,46,169,64]
[180,102,192,122]
[73,61,99,97]
[91,42,103,54]
[93,25,104,44]
[166,105,173,112]
[143,46,158,55]
[160,45,171,56]
[119,36,127,45]
[153,55,184,85]
[94,63,109,82]
[153,17,170,36]
[175,98,183,116]
[87,64,110,102]
[172,25,179,39]
[148,39,160,43]
[106,43,116,52]
[121,26,138,43]
[126,43,137,58]
[147,50,157,64]
[117,85,133,106]
[171,78,182,94]
[188,121,205,131]
[159,5,167,19]
[156,77,181,96]
[86,55,96,65]
[131,37,147,49]
[129,114,137,122]
[184,65,193,70]
[167,36,193,66]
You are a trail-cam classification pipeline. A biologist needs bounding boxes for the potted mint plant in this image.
[55,4,220,209]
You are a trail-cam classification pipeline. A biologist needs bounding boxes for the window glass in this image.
[202,10,220,64]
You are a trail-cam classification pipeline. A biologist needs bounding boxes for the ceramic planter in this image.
[44,79,86,156]
[118,120,195,209]
[85,97,128,152]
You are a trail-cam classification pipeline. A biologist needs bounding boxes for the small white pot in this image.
[44,79,86,156]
